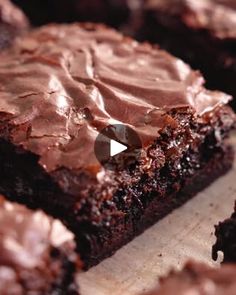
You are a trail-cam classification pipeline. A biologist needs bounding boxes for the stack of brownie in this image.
[0,0,235,293]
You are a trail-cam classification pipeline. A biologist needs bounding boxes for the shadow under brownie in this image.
[0,23,235,268]
[138,0,236,109]
[0,196,80,295]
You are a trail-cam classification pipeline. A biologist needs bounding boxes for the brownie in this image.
[143,261,236,295]
[0,0,28,49]
[138,0,236,109]
[11,0,137,28]
[212,202,236,263]
[0,195,80,294]
[0,23,235,268]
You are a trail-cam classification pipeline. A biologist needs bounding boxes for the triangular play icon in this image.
[110,139,127,157]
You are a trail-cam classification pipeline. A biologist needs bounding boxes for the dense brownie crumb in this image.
[0,196,80,294]
[0,23,234,268]
[143,261,236,295]
[0,0,28,49]
[138,0,236,109]
[213,202,236,263]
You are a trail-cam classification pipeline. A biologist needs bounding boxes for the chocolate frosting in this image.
[146,0,236,40]
[146,261,236,295]
[0,24,231,173]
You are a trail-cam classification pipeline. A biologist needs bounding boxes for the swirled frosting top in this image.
[0,24,231,172]
[146,0,236,40]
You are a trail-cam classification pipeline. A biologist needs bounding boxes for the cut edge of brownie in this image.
[0,105,234,268]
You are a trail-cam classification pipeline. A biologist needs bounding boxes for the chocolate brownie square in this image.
[0,23,235,268]
[0,196,80,294]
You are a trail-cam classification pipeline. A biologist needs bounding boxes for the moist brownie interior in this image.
[0,23,235,268]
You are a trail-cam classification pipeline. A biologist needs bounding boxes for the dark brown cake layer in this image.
[213,201,236,263]
[0,196,80,294]
[0,0,28,49]
[143,261,236,295]
[138,0,236,109]
[0,23,234,268]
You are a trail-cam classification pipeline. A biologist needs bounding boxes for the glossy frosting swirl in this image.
[0,24,231,172]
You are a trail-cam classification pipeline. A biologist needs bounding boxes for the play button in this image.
[110,140,127,157]
[94,124,142,171]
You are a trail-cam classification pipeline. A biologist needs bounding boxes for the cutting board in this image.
[78,136,236,295]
